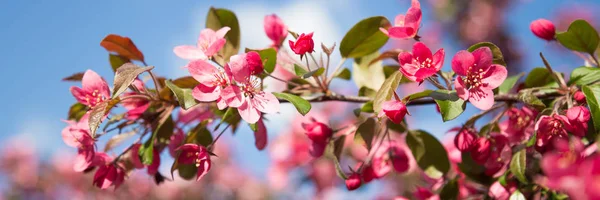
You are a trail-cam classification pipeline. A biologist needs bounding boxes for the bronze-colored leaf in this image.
[100,34,145,62]
[62,72,85,82]
[112,63,154,98]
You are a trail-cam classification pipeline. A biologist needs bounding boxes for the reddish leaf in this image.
[62,72,85,82]
[100,34,145,62]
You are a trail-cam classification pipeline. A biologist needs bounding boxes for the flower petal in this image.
[196,159,211,181]
[187,60,217,85]
[228,54,250,83]
[432,48,445,71]
[192,84,220,102]
[198,29,217,45]
[413,67,438,82]
[205,38,226,58]
[252,92,280,114]
[394,14,406,26]
[482,64,507,90]
[400,64,420,81]
[398,52,413,66]
[70,86,88,105]
[404,7,422,30]
[82,70,110,98]
[469,88,495,110]
[220,85,244,108]
[387,27,416,39]
[454,77,469,100]
[412,42,432,62]
[215,27,231,38]
[174,45,207,60]
[472,47,493,70]
[238,101,261,124]
[254,118,268,150]
[451,50,474,76]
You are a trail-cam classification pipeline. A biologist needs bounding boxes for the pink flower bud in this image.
[530,19,556,41]
[380,100,408,124]
[345,173,362,191]
[301,117,332,143]
[289,32,315,55]
[471,137,492,165]
[574,91,586,104]
[246,51,264,75]
[454,128,477,152]
[309,141,327,158]
[361,164,377,183]
[264,14,288,47]
[566,106,591,137]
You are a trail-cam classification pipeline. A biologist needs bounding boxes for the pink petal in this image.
[198,29,217,44]
[82,70,110,98]
[205,38,226,57]
[228,54,250,83]
[412,42,432,62]
[469,88,495,110]
[454,78,469,100]
[220,85,244,108]
[196,159,211,181]
[215,27,231,38]
[387,27,416,39]
[400,64,420,81]
[398,52,413,66]
[192,84,220,102]
[238,101,261,124]
[254,118,268,150]
[379,27,390,36]
[187,60,217,85]
[70,86,88,105]
[451,50,474,76]
[432,48,445,71]
[481,64,507,90]
[174,45,207,60]
[73,148,95,172]
[404,7,422,30]
[130,144,144,169]
[252,92,280,114]
[413,67,438,82]
[472,47,493,70]
[216,98,228,110]
[411,0,421,9]
[394,14,406,26]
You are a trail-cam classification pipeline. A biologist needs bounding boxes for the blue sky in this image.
[0,0,599,197]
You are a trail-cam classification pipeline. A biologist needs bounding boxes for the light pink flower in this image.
[176,144,212,181]
[488,181,510,200]
[264,14,288,47]
[288,32,315,56]
[187,59,243,110]
[530,19,556,41]
[73,147,95,172]
[566,106,590,137]
[535,114,572,152]
[452,47,507,110]
[174,27,230,60]
[345,172,362,191]
[379,0,422,39]
[93,162,125,190]
[121,79,150,120]
[379,100,409,124]
[70,69,110,107]
[398,42,445,82]
[61,115,94,149]
[176,105,213,125]
[371,141,410,178]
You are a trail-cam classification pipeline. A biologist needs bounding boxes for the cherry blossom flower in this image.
[499,107,537,144]
[176,144,212,181]
[379,0,422,39]
[301,117,332,157]
[535,114,572,151]
[288,32,315,57]
[174,27,230,60]
[398,42,445,82]
[530,19,556,41]
[452,47,507,110]
[345,172,362,191]
[470,137,491,165]
[187,59,243,110]
[453,127,477,152]
[371,141,410,178]
[176,105,213,125]
[93,163,125,190]
[380,100,409,124]
[264,14,288,48]
[254,118,268,150]
[566,106,590,137]
[245,51,264,75]
[61,115,94,149]
[574,91,586,104]
[168,129,185,157]
[70,69,110,107]
[130,143,160,175]
[121,80,150,120]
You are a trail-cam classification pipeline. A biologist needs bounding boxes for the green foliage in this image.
[406,130,450,179]
[272,92,311,115]
[206,7,240,63]
[165,79,199,110]
[354,118,377,150]
[68,103,88,121]
[333,68,351,80]
[556,19,599,54]
[510,149,528,183]
[583,85,600,131]
[569,66,600,86]
[353,51,386,90]
[498,72,524,94]
[524,68,558,88]
[109,54,130,72]
[373,71,402,114]
[340,16,390,58]
[112,63,154,98]
[431,90,466,122]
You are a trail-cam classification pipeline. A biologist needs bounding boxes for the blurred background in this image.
[0,0,599,199]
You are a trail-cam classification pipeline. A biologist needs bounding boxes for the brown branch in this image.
[278,91,563,106]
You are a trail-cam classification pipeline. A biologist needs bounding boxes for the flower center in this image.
[212,70,229,88]
[413,57,433,69]
[85,90,105,107]
[241,79,261,98]
[463,65,487,89]
[549,119,564,135]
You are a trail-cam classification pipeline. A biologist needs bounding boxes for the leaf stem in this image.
[539,52,567,88]
[592,53,600,68]
[210,124,232,148]
[426,77,447,90]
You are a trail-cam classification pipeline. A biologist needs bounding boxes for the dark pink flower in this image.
[566,106,590,137]
[574,91,586,104]
[452,47,507,110]
[413,187,436,200]
[309,141,328,158]
[372,141,410,178]
[530,19,556,41]
[535,114,572,151]
[454,127,477,152]
[73,147,95,172]
[254,118,268,150]
[174,27,230,60]
[176,144,212,181]
[187,59,243,110]
[379,100,408,124]
[360,164,377,183]
[345,172,362,191]
[168,129,185,157]
[93,163,125,190]
[288,32,314,56]
[121,80,150,120]
[398,42,444,82]
[379,0,422,39]
[70,69,110,107]
[130,143,160,175]
[470,137,491,165]
[301,117,332,143]
[246,51,264,75]
[541,139,584,179]
[264,14,288,47]
[499,107,537,144]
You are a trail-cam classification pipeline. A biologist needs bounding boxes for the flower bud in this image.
[264,14,288,47]
[345,173,362,191]
[380,100,408,124]
[245,51,264,75]
[289,32,315,55]
[454,128,477,152]
[301,117,332,143]
[530,19,556,41]
[471,137,492,165]
[574,91,586,104]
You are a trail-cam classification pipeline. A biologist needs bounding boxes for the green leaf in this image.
[509,190,526,200]
[403,90,433,102]
[387,119,407,133]
[333,155,348,180]
[383,65,399,78]
[112,63,154,98]
[510,149,528,184]
[294,64,308,77]
[333,68,351,80]
[68,103,88,121]
[524,68,558,88]
[406,130,450,178]
[186,120,213,146]
[155,115,175,143]
[109,54,130,72]
[518,90,546,110]
[140,108,172,165]
[355,118,377,150]
[165,80,199,110]
[498,72,524,94]
[258,48,277,73]
[353,51,386,90]
[431,90,466,122]
[361,101,374,113]
[457,152,493,185]
[569,66,600,86]
[249,123,257,132]
[583,85,600,131]
[272,92,311,115]
[177,164,198,180]
[358,87,377,98]
[330,135,348,179]
[373,71,403,114]
[467,42,506,66]
[339,16,390,58]
[439,179,459,200]
[556,19,599,54]
[206,7,240,63]
[302,67,325,79]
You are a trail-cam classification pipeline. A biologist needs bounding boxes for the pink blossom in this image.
[93,163,125,190]
[70,69,110,107]
[398,42,445,82]
[379,0,422,39]
[288,32,315,56]
[245,51,264,75]
[73,147,95,172]
[264,14,288,47]
[530,19,556,41]
[499,107,537,144]
[413,187,439,200]
[61,115,94,149]
[541,139,584,179]
[453,127,477,152]
[574,91,586,104]
[371,141,410,178]
[173,27,230,60]
[470,137,491,165]
[345,172,362,191]
[187,59,243,110]
[566,106,590,137]
[302,117,333,143]
[130,143,160,175]
[121,79,150,120]
[360,163,377,183]
[488,182,510,200]
[452,47,507,110]
[535,114,572,151]
[168,129,185,157]
[176,104,213,125]
[254,118,268,150]
[176,144,212,181]
[379,100,409,124]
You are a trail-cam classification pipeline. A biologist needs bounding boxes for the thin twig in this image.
[539,52,567,88]
[210,124,232,147]
[267,73,301,87]
[426,77,447,90]
[148,70,162,98]
[327,58,348,86]
[592,53,600,68]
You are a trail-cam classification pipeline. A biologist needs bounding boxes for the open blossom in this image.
[566,106,590,137]
[470,137,491,165]
[379,0,422,39]
[264,14,288,47]
[530,19,556,41]
[177,144,212,181]
[398,42,445,82]
[453,127,477,152]
[535,114,572,151]
[93,162,126,190]
[70,69,110,107]
[188,59,243,110]
[380,100,408,124]
[176,104,214,125]
[121,79,150,120]
[499,107,537,144]
[301,117,332,157]
[345,172,362,191]
[452,47,507,110]
[288,32,315,56]
[371,141,410,178]
[61,115,94,149]
[174,27,230,60]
